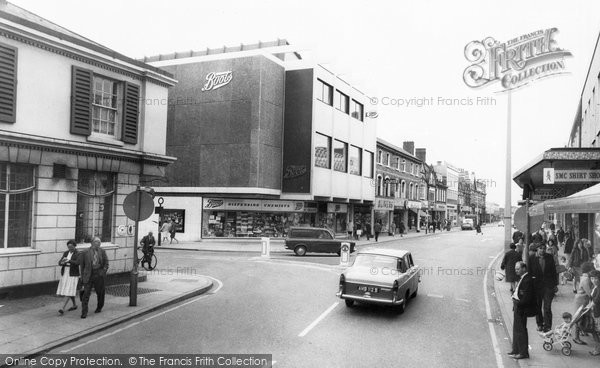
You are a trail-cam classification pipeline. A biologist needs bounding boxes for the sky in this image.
[10,0,600,208]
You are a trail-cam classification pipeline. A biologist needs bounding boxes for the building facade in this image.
[0,2,176,292]
[374,140,424,233]
[433,161,459,226]
[143,41,376,240]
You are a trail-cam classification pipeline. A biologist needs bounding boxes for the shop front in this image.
[353,204,373,233]
[446,204,458,226]
[321,203,349,234]
[202,198,317,238]
[374,198,394,233]
[393,199,406,233]
[406,200,421,231]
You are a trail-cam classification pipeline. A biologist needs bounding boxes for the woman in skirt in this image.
[56,240,80,314]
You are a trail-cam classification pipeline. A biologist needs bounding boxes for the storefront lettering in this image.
[554,170,600,182]
[204,199,224,209]
[283,165,307,179]
[201,71,233,91]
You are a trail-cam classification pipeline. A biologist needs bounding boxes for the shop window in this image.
[335,90,349,113]
[0,163,34,248]
[315,133,331,169]
[75,170,115,243]
[333,140,347,172]
[349,145,362,175]
[363,150,374,178]
[317,79,333,106]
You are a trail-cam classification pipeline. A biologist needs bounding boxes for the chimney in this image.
[403,141,415,155]
[415,148,426,163]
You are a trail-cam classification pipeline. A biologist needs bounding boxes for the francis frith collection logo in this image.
[463,28,572,91]
[201,71,233,91]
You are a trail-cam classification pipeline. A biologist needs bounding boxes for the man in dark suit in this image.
[80,237,109,319]
[509,261,536,360]
[528,243,558,332]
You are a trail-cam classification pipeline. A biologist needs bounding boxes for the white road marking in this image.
[298,302,339,337]
[484,250,505,368]
[60,276,223,353]
[456,298,470,303]
[427,294,444,298]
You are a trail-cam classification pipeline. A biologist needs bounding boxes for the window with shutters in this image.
[0,43,17,124]
[75,170,115,243]
[0,163,34,248]
[71,66,140,144]
[92,76,122,137]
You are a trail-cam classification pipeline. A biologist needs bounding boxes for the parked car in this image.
[337,248,420,313]
[461,218,474,230]
[285,227,355,256]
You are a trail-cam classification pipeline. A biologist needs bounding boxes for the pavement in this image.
[493,251,600,367]
[0,272,213,357]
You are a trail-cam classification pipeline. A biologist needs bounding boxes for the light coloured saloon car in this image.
[337,248,420,313]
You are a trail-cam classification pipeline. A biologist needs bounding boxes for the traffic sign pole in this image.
[129,186,141,307]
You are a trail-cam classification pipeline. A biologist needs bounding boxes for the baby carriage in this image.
[541,303,592,356]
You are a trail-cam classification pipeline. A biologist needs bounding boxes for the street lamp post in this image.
[504,90,512,250]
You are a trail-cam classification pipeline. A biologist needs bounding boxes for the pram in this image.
[540,303,592,356]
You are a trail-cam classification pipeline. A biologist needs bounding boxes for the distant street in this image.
[51,227,516,368]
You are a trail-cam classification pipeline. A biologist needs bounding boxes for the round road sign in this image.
[123,190,155,222]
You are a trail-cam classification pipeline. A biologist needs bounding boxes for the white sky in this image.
[11,0,600,207]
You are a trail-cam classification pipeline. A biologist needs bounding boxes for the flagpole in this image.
[504,90,512,250]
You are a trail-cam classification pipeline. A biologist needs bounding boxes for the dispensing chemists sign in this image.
[463,28,572,91]
[544,168,600,184]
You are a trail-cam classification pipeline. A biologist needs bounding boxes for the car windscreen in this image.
[353,254,398,269]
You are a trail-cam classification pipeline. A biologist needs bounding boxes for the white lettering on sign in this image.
[201,71,233,91]
[553,169,600,183]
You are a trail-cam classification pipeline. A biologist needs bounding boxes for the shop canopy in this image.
[530,183,600,215]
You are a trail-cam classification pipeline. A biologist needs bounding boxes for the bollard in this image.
[340,242,351,267]
[261,237,270,258]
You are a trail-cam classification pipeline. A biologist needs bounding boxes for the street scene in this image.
[2,0,600,368]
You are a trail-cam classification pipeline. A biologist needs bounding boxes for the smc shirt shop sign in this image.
[201,71,233,91]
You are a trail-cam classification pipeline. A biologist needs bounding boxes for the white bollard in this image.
[340,242,351,267]
[261,237,270,258]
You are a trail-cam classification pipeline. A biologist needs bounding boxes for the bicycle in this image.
[137,245,157,271]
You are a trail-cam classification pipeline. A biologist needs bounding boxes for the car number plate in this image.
[358,286,379,293]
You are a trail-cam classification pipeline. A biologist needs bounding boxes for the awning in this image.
[531,183,600,214]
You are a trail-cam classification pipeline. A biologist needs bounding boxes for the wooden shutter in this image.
[70,66,92,135]
[121,82,140,144]
[0,43,17,124]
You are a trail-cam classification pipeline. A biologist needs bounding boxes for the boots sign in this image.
[201,71,233,91]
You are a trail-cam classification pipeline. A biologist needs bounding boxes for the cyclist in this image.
[140,231,156,269]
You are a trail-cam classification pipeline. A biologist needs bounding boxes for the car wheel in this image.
[294,245,307,256]
[411,286,418,298]
[395,298,405,314]
[345,299,354,308]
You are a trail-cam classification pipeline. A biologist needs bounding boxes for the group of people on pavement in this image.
[55,217,180,319]
[502,223,600,360]
[56,237,109,319]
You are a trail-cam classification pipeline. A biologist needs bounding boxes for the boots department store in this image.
[143,41,376,240]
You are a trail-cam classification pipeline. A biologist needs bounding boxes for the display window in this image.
[202,211,315,238]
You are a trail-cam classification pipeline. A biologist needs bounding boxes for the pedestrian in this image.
[347,220,354,240]
[564,230,575,256]
[556,226,565,247]
[573,262,595,345]
[587,270,600,356]
[583,239,595,263]
[169,218,179,244]
[355,222,362,240]
[390,222,396,236]
[159,220,170,244]
[56,240,80,315]
[80,237,109,319]
[569,239,585,293]
[365,222,372,241]
[374,221,382,242]
[431,220,436,234]
[398,222,405,238]
[476,223,482,235]
[512,229,524,245]
[140,231,156,269]
[509,261,536,360]
[546,239,559,268]
[529,243,558,332]
[501,242,522,293]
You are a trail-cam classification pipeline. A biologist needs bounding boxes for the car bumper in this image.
[336,292,405,305]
